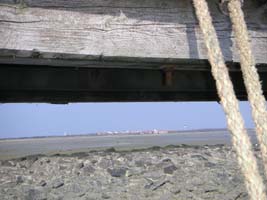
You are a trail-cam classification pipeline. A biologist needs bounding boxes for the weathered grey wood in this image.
[0,0,266,66]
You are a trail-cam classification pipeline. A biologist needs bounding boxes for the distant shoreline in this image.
[0,128,255,141]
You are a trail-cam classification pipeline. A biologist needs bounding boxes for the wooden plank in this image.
[0,0,266,67]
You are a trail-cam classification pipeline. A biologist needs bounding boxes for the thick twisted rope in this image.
[191,0,266,199]
[227,0,267,177]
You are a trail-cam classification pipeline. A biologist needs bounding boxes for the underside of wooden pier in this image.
[0,0,267,103]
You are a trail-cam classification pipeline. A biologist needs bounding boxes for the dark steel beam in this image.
[0,63,267,103]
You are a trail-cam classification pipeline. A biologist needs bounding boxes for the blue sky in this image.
[0,102,254,138]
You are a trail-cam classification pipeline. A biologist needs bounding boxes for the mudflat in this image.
[0,130,257,160]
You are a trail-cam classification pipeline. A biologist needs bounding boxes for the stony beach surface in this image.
[0,145,265,200]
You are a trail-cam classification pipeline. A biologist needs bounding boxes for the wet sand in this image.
[0,130,257,160]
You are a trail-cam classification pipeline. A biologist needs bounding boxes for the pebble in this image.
[107,167,127,177]
[52,179,64,189]
[16,175,24,184]
[163,165,177,174]
[2,160,16,167]
[39,180,47,187]
[23,187,46,200]
[204,162,217,168]
[102,193,111,199]
[83,165,95,174]
[76,162,84,169]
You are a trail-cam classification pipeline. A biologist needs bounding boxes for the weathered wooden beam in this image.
[0,0,267,103]
[0,0,266,66]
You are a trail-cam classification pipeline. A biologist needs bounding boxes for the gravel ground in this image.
[0,145,266,200]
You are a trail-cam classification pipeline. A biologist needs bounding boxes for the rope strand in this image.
[227,0,267,177]
[191,0,266,199]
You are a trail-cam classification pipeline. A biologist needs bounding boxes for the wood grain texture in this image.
[0,0,266,66]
